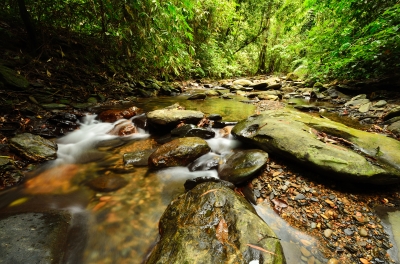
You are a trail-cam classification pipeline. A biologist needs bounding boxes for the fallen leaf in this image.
[92,201,107,212]
[325,199,336,207]
[272,171,281,177]
[216,218,228,244]
[359,258,371,264]
[247,244,276,255]
[271,198,288,214]
[46,69,51,77]
[9,197,29,207]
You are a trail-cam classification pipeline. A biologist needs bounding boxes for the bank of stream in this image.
[1,79,400,264]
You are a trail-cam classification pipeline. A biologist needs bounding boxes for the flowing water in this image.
[1,96,399,263]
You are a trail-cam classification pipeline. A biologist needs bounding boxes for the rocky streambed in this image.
[1,70,400,264]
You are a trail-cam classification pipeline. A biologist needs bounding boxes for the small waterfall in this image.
[54,114,149,166]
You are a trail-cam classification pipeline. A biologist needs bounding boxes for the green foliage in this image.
[1,0,398,80]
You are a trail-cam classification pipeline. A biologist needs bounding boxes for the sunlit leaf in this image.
[9,197,29,207]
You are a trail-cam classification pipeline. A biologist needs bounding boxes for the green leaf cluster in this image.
[1,0,399,80]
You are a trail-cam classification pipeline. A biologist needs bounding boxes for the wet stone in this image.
[218,149,269,184]
[149,137,211,168]
[359,227,368,237]
[324,229,333,238]
[184,177,235,191]
[9,133,58,162]
[123,149,155,166]
[171,124,215,139]
[344,228,354,236]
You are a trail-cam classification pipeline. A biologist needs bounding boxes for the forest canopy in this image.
[1,0,399,81]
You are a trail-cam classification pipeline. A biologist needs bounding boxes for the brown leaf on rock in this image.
[247,244,276,255]
[216,218,228,245]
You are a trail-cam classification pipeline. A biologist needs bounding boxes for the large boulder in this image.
[146,109,204,131]
[231,109,400,184]
[9,133,57,162]
[148,137,211,168]
[146,181,285,264]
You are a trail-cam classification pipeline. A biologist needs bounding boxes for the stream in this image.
[1,93,399,264]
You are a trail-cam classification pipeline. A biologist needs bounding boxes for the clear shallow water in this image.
[134,93,256,122]
[0,114,244,263]
[255,202,326,264]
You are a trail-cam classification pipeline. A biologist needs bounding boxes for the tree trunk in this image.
[257,44,267,74]
[18,0,38,54]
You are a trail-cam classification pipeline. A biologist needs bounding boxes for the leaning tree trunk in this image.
[17,0,38,54]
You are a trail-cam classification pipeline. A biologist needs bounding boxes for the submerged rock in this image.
[87,174,128,192]
[0,212,81,264]
[188,93,207,100]
[146,181,285,264]
[218,149,269,184]
[9,133,57,162]
[232,109,400,184]
[148,137,211,168]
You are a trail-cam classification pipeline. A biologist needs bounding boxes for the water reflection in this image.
[375,206,400,263]
[254,201,326,264]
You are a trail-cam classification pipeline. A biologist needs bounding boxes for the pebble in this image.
[327,258,339,264]
[344,228,354,236]
[359,227,368,237]
[310,222,317,229]
[324,229,333,238]
[294,193,306,200]
[300,247,311,257]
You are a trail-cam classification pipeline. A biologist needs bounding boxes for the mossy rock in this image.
[146,181,285,264]
[0,65,29,90]
[232,109,400,184]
